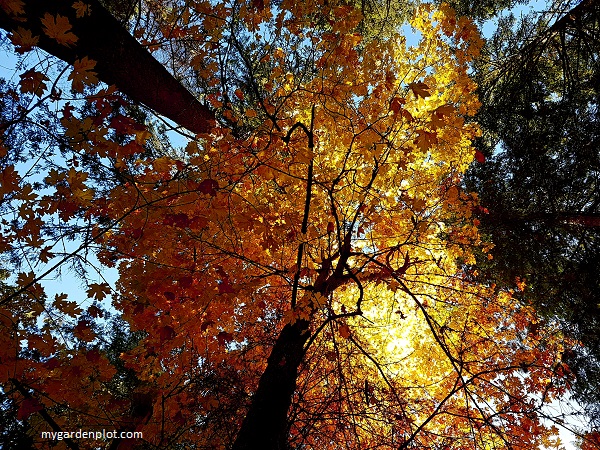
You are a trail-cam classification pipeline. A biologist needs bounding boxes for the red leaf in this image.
[474,150,485,163]
[198,179,219,196]
[201,320,215,332]
[179,276,193,288]
[218,278,236,294]
[390,96,405,114]
[110,115,144,135]
[327,221,335,234]
[159,325,176,343]
[17,398,43,420]
[163,213,190,228]
[217,331,233,346]
[86,349,101,362]
[43,358,61,370]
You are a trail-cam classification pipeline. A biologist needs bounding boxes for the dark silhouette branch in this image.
[0,0,215,134]
[10,378,80,450]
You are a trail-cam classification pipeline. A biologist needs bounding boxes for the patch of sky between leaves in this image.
[0,37,118,317]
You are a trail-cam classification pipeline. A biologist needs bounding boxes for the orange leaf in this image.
[68,57,98,92]
[0,0,25,15]
[339,324,351,339]
[72,0,91,18]
[19,69,49,97]
[414,130,437,152]
[431,104,455,129]
[409,82,430,99]
[9,27,39,53]
[390,96,406,114]
[41,13,78,46]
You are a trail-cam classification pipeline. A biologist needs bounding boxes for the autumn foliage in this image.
[0,0,586,449]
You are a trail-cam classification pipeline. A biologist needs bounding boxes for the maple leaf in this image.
[110,115,145,135]
[339,324,351,339]
[431,104,455,129]
[72,1,91,18]
[217,331,233,346]
[87,282,111,300]
[16,271,35,288]
[0,3,574,449]
[159,325,176,343]
[474,149,485,163]
[87,305,103,318]
[0,164,21,198]
[19,69,49,97]
[86,349,101,362]
[414,129,438,151]
[0,0,24,15]
[327,221,335,233]
[53,293,83,317]
[41,13,78,46]
[9,27,39,53]
[408,81,431,98]
[163,213,190,228]
[68,57,99,92]
[17,398,43,421]
[390,96,406,114]
[39,246,55,263]
[198,179,219,196]
[218,278,236,294]
[73,320,95,341]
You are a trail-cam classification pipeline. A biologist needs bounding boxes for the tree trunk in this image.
[231,319,310,450]
[0,0,214,134]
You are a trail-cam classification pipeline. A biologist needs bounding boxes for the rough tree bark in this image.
[0,0,214,134]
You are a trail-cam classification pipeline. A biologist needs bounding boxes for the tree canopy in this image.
[465,0,600,430]
[0,0,595,449]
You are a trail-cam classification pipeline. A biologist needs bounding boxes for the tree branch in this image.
[0,0,215,134]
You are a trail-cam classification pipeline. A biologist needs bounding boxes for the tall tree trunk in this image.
[0,0,214,134]
[231,319,310,450]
